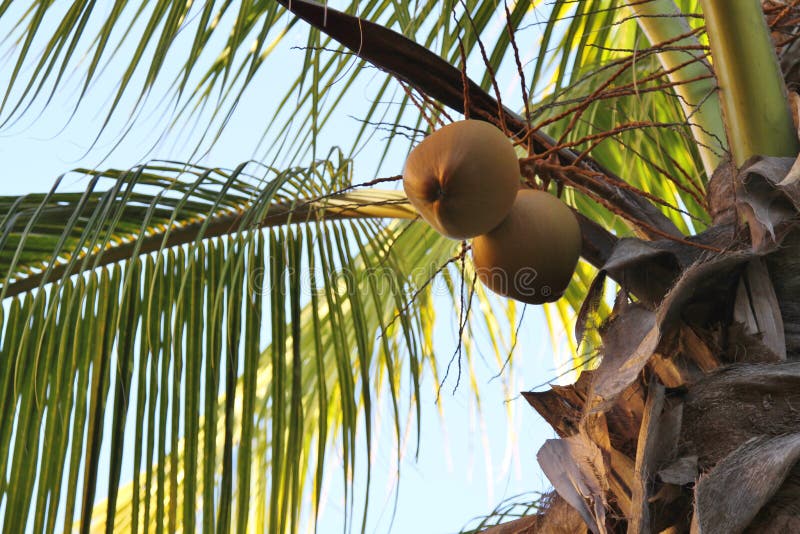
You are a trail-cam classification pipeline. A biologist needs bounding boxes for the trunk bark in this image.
[500,162,800,534]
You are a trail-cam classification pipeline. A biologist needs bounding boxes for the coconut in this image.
[402,119,520,239]
[471,189,582,304]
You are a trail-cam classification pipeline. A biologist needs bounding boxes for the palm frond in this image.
[0,1,552,165]
[0,144,537,531]
[0,152,480,531]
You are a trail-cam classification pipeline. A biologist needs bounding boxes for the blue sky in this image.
[0,2,574,532]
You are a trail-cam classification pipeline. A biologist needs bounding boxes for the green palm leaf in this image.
[0,154,526,531]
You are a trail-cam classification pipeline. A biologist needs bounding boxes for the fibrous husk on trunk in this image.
[765,230,800,356]
[733,258,786,360]
[587,304,658,412]
[694,433,800,534]
[628,381,665,534]
[528,156,800,532]
[679,362,800,467]
[734,156,799,249]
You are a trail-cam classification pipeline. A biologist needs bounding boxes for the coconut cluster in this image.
[403,119,581,304]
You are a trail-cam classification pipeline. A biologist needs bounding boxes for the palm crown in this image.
[3,1,800,532]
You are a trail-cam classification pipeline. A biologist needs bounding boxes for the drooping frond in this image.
[0,1,570,167]
[0,154,414,298]
[0,153,517,532]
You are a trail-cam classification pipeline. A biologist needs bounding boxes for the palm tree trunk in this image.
[519,176,800,529]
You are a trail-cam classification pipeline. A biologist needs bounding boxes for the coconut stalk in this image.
[626,0,727,177]
[699,0,800,165]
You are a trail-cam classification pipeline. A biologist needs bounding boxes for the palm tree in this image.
[2,0,800,532]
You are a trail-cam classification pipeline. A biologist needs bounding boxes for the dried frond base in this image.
[523,156,800,532]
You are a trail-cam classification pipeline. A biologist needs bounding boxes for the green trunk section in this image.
[700,0,800,165]
[627,0,727,178]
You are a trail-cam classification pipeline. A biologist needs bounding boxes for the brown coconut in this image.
[472,189,582,304]
[402,119,520,239]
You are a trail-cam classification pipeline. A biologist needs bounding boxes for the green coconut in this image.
[403,119,520,239]
[472,189,582,304]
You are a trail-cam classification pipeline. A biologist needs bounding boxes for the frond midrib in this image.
[3,191,415,299]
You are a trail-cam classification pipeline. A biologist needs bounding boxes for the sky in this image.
[0,2,575,532]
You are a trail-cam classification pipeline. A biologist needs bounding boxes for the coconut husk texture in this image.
[403,119,521,240]
[472,189,581,304]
